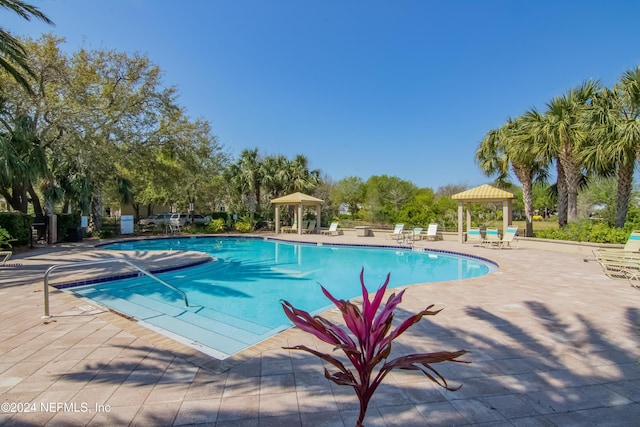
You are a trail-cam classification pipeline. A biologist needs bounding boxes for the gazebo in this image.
[451,184,515,244]
[271,192,324,234]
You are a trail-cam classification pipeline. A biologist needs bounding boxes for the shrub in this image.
[0,212,31,246]
[206,218,226,233]
[234,219,253,233]
[535,220,629,244]
[0,226,15,249]
[282,269,468,426]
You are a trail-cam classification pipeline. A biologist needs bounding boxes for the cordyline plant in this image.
[281,269,469,427]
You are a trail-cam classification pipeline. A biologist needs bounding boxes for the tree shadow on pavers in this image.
[48,299,640,426]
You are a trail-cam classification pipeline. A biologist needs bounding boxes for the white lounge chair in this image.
[424,223,439,241]
[408,227,423,241]
[321,222,340,236]
[497,225,519,249]
[466,227,482,245]
[481,227,501,247]
[0,251,12,267]
[387,224,405,240]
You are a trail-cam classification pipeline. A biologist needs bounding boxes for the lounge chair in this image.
[466,227,482,245]
[497,225,519,249]
[387,224,405,240]
[595,230,640,256]
[594,250,640,280]
[282,221,298,233]
[408,227,423,241]
[321,222,340,236]
[424,223,439,241]
[302,220,316,234]
[481,227,501,247]
[0,251,12,267]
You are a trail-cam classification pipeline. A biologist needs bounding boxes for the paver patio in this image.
[0,233,638,426]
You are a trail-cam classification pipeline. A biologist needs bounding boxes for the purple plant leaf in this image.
[321,285,344,308]
[325,369,358,387]
[315,317,358,350]
[380,350,469,391]
[372,289,405,331]
[366,272,390,324]
[284,344,354,376]
[379,305,442,348]
[281,300,340,345]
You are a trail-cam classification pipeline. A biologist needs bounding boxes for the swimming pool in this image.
[71,237,496,358]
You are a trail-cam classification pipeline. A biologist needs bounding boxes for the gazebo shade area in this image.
[451,184,515,243]
[270,192,324,234]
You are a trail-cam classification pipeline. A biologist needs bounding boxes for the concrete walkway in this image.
[0,234,638,426]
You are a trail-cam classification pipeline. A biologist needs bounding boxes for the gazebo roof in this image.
[451,184,515,202]
[270,192,324,205]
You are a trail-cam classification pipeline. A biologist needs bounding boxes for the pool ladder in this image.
[42,258,189,319]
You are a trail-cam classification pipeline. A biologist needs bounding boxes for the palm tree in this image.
[0,114,48,213]
[287,154,320,194]
[582,67,640,228]
[476,115,547,237]
[531,81,600,224]
[0,0,53,93]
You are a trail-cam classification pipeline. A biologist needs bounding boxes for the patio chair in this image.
[0,251,12,267]
[387,224,405,240]
[594,250,640,280]
[481,227,501,247]
[497,225,519,249]
[302,220,316,234]
[466,227,482,245]
[424,223,439,241]
[595,230,640,256]
[321,222,340,236]
[408,227,423,241]
[282,221,298,233]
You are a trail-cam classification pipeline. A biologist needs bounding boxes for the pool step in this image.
[71,286,279,357]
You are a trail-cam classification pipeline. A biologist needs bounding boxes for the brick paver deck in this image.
[0,234,638,426]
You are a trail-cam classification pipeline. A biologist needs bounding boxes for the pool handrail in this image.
[42,258,189,318]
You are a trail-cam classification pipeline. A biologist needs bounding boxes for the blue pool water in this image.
[73,237,495,358]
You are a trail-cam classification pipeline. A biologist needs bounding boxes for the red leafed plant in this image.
[281,268,469,426]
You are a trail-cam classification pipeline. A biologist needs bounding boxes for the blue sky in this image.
[6,0,640,190]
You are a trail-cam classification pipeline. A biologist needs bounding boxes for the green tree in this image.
[331,176,365,219]
[397,188,437,226]
[477,115,548,236]
[583,67,640,227]
[533,81,600,225]
[363,175,417,224]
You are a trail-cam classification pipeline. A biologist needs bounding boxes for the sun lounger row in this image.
[386,224,440,241]
[467,225,519,249]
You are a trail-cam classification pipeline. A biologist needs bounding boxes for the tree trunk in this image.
[90,192,104,231]
[616,161,634,228]
[559,148,580,223]
[513,166,534,237]
[556,162,568,227]
[27,185,45,217]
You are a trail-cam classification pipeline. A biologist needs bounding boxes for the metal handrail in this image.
[42,258,189,318]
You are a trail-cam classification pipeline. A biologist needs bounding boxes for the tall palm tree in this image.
[532,81,600,224]
[0,0,53,93]
[476,115,547,237]
[583,67,640,227]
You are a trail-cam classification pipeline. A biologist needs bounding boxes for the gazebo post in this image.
[297,204,303,235]
[503,200,512,233]
[457,202,464,244]
[274,206,280,234]
[315,205,321,234]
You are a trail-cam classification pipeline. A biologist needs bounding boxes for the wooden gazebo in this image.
[271,192,324,234]
[451,184,515,243]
